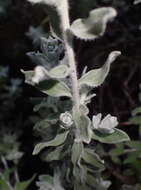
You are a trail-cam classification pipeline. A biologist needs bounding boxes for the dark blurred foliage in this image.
[0,0,141,189]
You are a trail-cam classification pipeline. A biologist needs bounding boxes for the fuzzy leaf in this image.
[131,107,141,116]
[14,175,35,190]
[86,174,111,190]
[49,65,70,79]
[134,0,141,4]
[73,112,92,143]
[71,142,84,166]
[70,7,117,40]
[21,70,34,85]
[92,128,130,144]
[37,79,72,97]
[27,52,49,68]
[0,177,9,190]
[27,0,62,6]
[79,51,121,87]
[43,145,64,162]
[27,1,66,39]
[129,116,141,125]
[33,131,69,155]
[80,104,89,115]
[82,148,105,171]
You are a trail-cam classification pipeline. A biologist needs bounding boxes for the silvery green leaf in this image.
[33,131,69,155]
[71,142,84,166]
[45,6,62,39]
[82,148,105,171]
[32,66,48,83]
[74,183,91,190]
[36,175,53,190]
[33,118,57,140]
[134,0,141,4]
[92,128,130,144]
[27,52,49,68]
[53,170,65,190]
[73,111,92,143]
[21,69,34,85]
[37,79,72,97]
[48,65,70,79]
[0,179,9,190]
[86,175,111,190]
[80,104,89,115]
[22,66,48,85]
[36,172,65,190]
[73,165,87,184]
[92,114,118,134]
[43,145,64,162]
[131,107,141,116]
[70,7,117,40]
[27,0,66,38]
[6,149,23,161]
[26,26,46,47]
[14,175,35,190]
[79,51,121,87]
[80,91,96,105]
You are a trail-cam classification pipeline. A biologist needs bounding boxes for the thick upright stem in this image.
[58,0,80,112]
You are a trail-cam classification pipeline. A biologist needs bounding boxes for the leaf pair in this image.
[27,0,117,41]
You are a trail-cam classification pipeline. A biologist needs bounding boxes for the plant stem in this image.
[58,0,80,112]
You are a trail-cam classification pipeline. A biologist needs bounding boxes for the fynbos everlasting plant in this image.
[23,0,130,189]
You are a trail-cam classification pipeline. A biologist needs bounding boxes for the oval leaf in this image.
[49,65,70,79]
[33,131,69,155]
[70,7,117,40]
[44,145,64,162]
[79,51,121,87]
[82,148,105,171]
[21,70,34,85]
[73,111,92,144]
[37,79,72,97]
[71,142,84,166]
[92,128,130,144]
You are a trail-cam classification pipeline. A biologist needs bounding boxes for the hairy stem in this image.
[58,0,80,112]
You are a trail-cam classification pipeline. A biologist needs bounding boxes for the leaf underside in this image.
[70,7,117,40]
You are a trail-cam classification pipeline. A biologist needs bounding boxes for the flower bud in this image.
[59,112,73,129]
